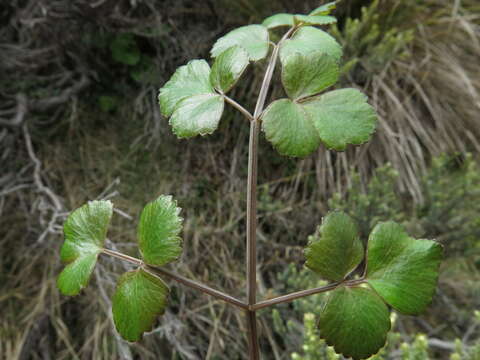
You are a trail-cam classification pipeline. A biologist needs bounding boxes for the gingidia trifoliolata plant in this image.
[57,2,443,359]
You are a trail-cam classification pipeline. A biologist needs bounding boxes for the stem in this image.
[102,248,143,265]
[246,119,260,359]
[101,249,248,310]
[250,279,366,311]
[224,95,254,121]
[147,266,248,310]
[245,25,297,359]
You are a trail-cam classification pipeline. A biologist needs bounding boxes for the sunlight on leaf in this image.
[211,25,269,61]
[280,26,342,63]
[57,200,112,295]
[138,195,183,266]
[158,60,213,118]
[210,46,249,93]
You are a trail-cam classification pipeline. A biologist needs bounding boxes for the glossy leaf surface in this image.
[262,13,294,29]
[169,94,224,138]
[261,99,320,157]
[305,211,363,281]
[319,286,391,360]
[138,195,183,266]
[57,200,113,295]
[281,51,338,100]
[112,268,169,342]
[294,15,337,26]
[280,26,342,63]
[210,46,249,93]
[158,60,213,117]
[263,14,336,28]
[303,88,377,150]
[210,25,269,61]
[366,222,443,314]
[309,1,338,16]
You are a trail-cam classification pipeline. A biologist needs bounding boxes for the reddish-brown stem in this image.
[245,25,297,359]
[250,279,366,311]
[101,249,248,310]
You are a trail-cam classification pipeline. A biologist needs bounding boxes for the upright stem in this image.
[245,26,296,359]
[246,119,260,359]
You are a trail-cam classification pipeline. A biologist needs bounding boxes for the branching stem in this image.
[101,249,248,310]
[245,25,297,359]
[223,95,254,121]
[250,279,366,310]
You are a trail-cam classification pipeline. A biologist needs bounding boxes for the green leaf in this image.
[319,286,391,360]
[309,1,338,16]
[305,212,363,281]
[210,46,249,93]
[57,200,113,295]
[280,26,342,63]
[112,268,169,342]
[262,13,294,29]
[57,253,100,296]
[261,99,320,158]
[169,94,224,138]
[158,60,214,117]
[293,15,337,26]
[261,88,377,156]
[366,222,443,315]
[211,25,269,61]
[138,195,183,266]
[281,51,339,100]
[302,88,377,151]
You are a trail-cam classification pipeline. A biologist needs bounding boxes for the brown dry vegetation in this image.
[0,0,479,359]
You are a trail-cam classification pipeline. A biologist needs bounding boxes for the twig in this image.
[23,124,63,211]
[0,93,28,127]
[31,75,90,112]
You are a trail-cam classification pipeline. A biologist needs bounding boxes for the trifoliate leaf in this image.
[57,200,113,295]
[280,26,342,63]
[309,1,338,16]
[169,94,225,138]
[302,88,377,151]
[293,15,337,26]
[138,195,183,266]
[112,268,169,342]
[261,99,320,157]
[366,222,443,315]
[210,46,249,93]
[260,88,377,156]
[262,13,294,29]
[305,212,363,281]
[281,51,339,100]
[318,286,391,360]
[158,60,213,117]
[211,25,269,61]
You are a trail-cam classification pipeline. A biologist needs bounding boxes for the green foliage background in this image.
[0,0,479,359]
